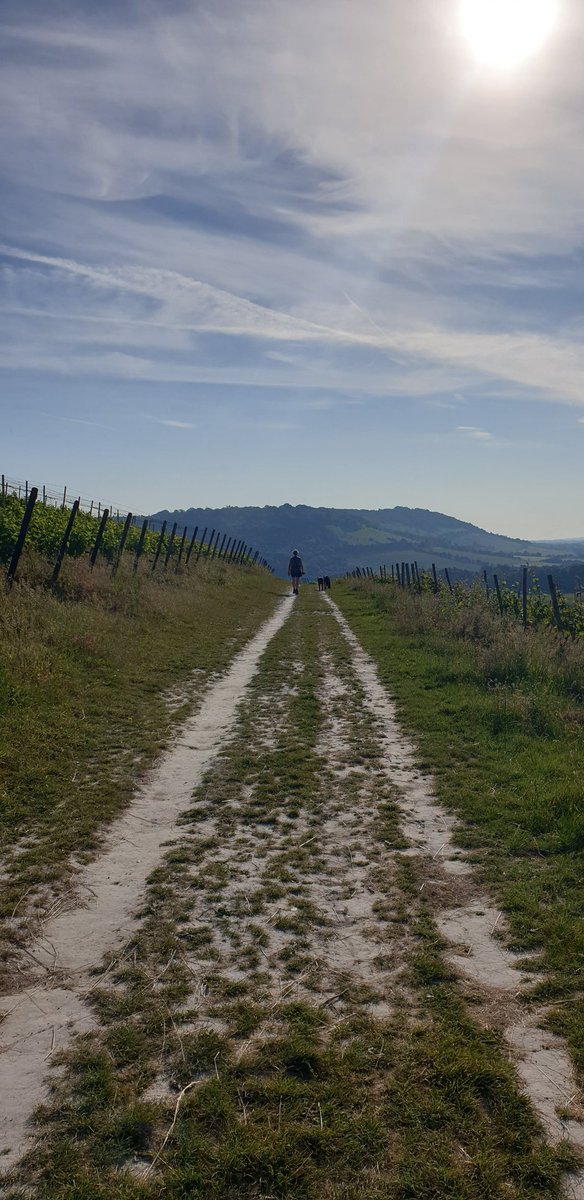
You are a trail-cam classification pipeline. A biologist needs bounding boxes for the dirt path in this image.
[2,591,583,1198]
[0,596,293,1173]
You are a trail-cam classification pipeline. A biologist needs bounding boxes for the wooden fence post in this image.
[62,485,67,510]
[113,511,133,575]
[444,568,453,594]
[431,562,438,592]
[6,487,38,586]
[185,525,199,565]
[51,498,80,585]
[151,521,167,572]
[547,574,565,633]
[176,525,188,569]
[493,574,504,616]
[164,522,178,569]
[216,533,227,560]
[196,528,208,563]
[483,569,490,597]
[205,529,216,559]
[405,564,411,588]
[522,566,528,630]
[211,530,221,559]
[89,508,109,569]
[223,537,232,561]
[133,519,149,573]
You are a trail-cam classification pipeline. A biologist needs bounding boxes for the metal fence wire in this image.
[1,474,272,585]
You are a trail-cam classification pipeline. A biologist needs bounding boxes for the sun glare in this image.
[461,0,558,70]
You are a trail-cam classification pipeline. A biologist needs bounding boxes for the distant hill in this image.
[149,503,584,583]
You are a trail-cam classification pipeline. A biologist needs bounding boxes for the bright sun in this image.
[461,0,558,70]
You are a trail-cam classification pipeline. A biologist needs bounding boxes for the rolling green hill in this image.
[149,502,584,581]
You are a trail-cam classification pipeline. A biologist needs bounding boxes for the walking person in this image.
[288,548,305,596]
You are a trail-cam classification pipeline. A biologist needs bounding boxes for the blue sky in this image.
[1,0,583,537]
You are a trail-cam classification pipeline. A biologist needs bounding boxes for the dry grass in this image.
[0,552,281,953]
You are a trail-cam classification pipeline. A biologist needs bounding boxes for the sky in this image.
[1,0,583,538]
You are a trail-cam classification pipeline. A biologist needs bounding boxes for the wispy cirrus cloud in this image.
[2,244,584,408]
[1,0,583,535]
[156,419,195,429]
[456,425,495,441]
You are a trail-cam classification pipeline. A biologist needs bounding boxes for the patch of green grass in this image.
[0,555,280,942]
[335,582,584,1075]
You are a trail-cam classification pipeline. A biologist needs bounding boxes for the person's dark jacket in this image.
[288,555,304,577]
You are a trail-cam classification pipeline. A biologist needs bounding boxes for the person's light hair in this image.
[292,548,299,555]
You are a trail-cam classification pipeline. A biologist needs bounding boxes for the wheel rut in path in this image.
[0,596,293,1172]
[326,595,584,1197]
[3,591,583,1196]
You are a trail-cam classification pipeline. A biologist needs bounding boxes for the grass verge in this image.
[0,553,281,956]
[335,580,584,1079]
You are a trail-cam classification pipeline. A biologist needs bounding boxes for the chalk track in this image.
[1,590,582,1198]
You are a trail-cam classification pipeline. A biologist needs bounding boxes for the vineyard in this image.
[0,492,159,564]
[0,484,271,582]
[350,562,584,637]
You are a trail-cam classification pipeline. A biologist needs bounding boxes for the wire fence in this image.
[348,559,584,637]
[1,474,273,587]
[1,474,134,522]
